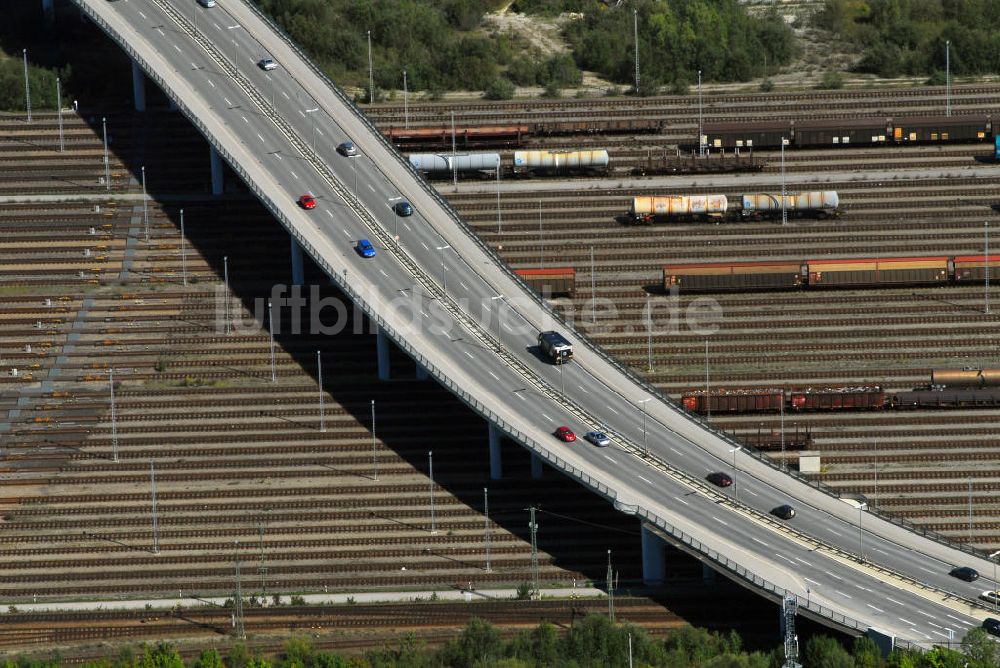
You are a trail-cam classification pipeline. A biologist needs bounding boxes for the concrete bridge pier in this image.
[131,60,146,112]
[209,146,224,195]
[488,423,502,480]
[640,524,666,585]
[289,237,304,286]
[41,0,54,22]
[702,564,716,584]
[375,326,391,381]
[530,453,543,479]
[415,364,429,381]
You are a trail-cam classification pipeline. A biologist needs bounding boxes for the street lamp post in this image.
[633,8,639,94]
[180,208,187,286]
[435,245,450,295]
[403,69,408,129]
[490,295,503,352]
[102,116,110,191]
[990,550,1000,613]
[142,165,149,242]
[267,300,276,383]
[22,49,31,123]
[781,137,787,226]
[371,399,378,481]
[729,445,742,503]
[226,24,242,78]
[496,163,502,234]
[986,221,990,314]
[304,107,319,153]
[367,30,374,104]
[56,77,64,152]
[317,350,325,432]
[945,40,951,117]
[638,397,651,454]
[697,70,703,157]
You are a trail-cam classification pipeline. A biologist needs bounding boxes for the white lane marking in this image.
[379,269,388,278]
[241,115,248,124]
[804,577,821,586]
[867,604,885,614]
[823,570,843,581]
[826,528,843,537]
[156,28,165,36]
[774,553,797,566]
[712,516,729,527]
[138,10,146,18]
[915,610,936,619]
[834,590,852,599]
[853,584,873,592]
[420,242,428,251]
[487,371,499,381]
[420,310,429,318]
[743,488,759,497]
[603,455,616,464]
[463,351,474,360]
[212,21,221,31]
[173,44,182,53]
[502,323,513,331]
[460,281,468,290]
[316,128,324,136]
[899,617,916,626]
[926,622,944,630]
[917,566,936,575]
[946,614,967,623]
[207,80,215,88]
[297,109,305,117]
[290,171,299,179]
[191,62,197,69]
[636,475,652,485]
[795,557,814,567]
[281,91,289,99]
[342,229,351,237]
[515,393,526,401]
[367,184,375,192]
[750,536,770,547]
[606,405,619,415]
[256,133,264,143]
[673,496,690,506]
[886,597,904,606]
[873,547,888,555]
[275,154,282,161]
[577,385,589,394]
[669,447,682,456]
[404,223,411,231]
[224,97,232,106]
[931,630,949,639]
[541,413,552,421]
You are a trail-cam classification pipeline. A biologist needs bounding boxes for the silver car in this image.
[337,141,359,157]
[584,431,611,447]
[257,58,278,71]
[197,0,216,7]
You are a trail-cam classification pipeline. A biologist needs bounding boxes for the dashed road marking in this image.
[712,516,728,526]
[603,455,616,464]
[241,115,248,124]
[541,413,552,421]
[256,133,264,143]
[637,475,652,485]
[804,577,821,586]
[420,242,428,250]
[207,80,215,88]
[488,371,499,381]
[460,281,468,290]
[669,447,682,456]
[794,557,813,567]
[773,553,797,566]
[224,97,232,106]
[378,269,388,278]
[673,496,689,506]
[463,351,474,359]
[750,537,769,547]
[899,617,916,626]
[744,488,759,497]
[138,10,146,18]
[834,590,852,599]
[827,528,843,537]
[867,604,885,614]
[915,610,936,619]
[173,44,182,53]
[290,170,298,179]
[886,597,904,606]
[606,405,619,415]
[281,91,289,99]
[823,570,843,581]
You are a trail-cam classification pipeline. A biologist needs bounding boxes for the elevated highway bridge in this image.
[69,0,1000,649]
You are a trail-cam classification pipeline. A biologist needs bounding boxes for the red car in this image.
[707,472,733,488]
[298,193,316,209]
[555,426,576,443]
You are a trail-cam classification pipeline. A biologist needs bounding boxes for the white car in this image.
[980,590,1000,605]
[257,58,278,71]
[197,0,216,7]
[584,431,611,447]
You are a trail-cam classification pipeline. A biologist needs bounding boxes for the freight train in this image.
[385,119,662,150]
[701,114,993,151]
[663,255,995,292]
[682,385,1000,414]
[409,149,610,178]
[629,191,839,223]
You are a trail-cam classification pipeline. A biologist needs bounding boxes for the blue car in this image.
[356,239,376,258]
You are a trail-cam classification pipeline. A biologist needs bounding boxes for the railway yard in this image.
[2,67,1000,657]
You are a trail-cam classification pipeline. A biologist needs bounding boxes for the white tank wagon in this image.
[408,153,502,175]
[629,195,729,223]
[512,149,610,175]
[741,191,840,218]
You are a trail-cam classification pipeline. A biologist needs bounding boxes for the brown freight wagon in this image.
[663,261,803,292]
[892,115,992,143]
[793,117,890,147]
[805,256,950,287]
[515,267,576,297]
[953,255,1000,282]
[702,119,793,150]
[681,391,784,413]
[789,388,885,411]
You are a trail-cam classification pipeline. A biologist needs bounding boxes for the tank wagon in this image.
[702,114,992,150]
[682,386,1000,414]
[408,153,502,176]
[630,195,728,222]
[513,150,610,176]
[741,191,840,218]
[663,254,992,292]
[514,267,576,297]
[931,369,1000,387]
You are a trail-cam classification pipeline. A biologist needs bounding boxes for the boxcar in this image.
[892,115,992,143]
[514,267,576,297]
[893,388,1000,409]
[952,255,1000,282]
[789,388,885,410]
[793,117,889,147]
[664,261,803,292]
[805,256,950,287]
[703,120,791,150]
[681,391,784,414]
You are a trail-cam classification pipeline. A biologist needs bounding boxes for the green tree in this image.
[437,618,504,666]
[804,635,854,668]
[817,70,845,89]
[193,649,224,668]
[483,78,515,100]
[961,627,999,667]
[852,636,883,668]
[137,642,184,668]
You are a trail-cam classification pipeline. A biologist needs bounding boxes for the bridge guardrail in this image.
[75,0,981,638]
[234,0,985,563]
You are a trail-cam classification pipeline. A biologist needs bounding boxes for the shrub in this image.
[483,77,515,100]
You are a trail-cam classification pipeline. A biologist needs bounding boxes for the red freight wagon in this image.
[789,388,885,411]
[514,267,576,297]
[681,391,784,414]
[952,255,1000,282]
